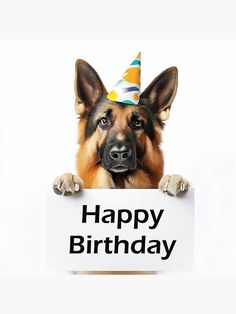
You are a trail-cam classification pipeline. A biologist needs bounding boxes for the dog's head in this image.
[74,59,178,175]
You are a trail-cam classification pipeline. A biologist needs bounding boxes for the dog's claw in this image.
[53,186,63,195]
[74,183,80,192]
[53,173,83,196]
[158,174,189,196]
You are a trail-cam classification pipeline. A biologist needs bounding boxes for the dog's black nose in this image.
[109,146,131,162]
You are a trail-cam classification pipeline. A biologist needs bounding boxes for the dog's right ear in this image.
[140,67,178,122]
[74,59,107,116]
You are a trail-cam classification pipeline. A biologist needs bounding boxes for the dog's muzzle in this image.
[102,144,137,173]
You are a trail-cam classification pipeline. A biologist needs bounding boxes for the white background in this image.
[1,39,236,275]
[1,0,236,313]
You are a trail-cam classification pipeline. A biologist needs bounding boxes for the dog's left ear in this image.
[74,59,107,116]
[140,67,178,121]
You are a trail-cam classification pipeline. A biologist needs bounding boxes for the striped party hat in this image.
[107,52,141,105]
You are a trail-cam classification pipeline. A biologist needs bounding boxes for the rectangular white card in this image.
[47,189,194,272]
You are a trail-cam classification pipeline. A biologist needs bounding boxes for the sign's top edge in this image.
[81,187,194,191]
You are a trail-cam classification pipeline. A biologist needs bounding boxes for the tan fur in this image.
[116,133,125,141]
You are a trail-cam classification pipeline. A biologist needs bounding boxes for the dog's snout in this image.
[109,146,131,162]
[102,141,136,173]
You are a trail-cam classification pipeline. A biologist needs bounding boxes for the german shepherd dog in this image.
[53,59,189,196]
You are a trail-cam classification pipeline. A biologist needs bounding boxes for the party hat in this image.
[107,52,141,105]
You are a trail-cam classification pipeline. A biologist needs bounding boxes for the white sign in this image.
[47,189,194,272]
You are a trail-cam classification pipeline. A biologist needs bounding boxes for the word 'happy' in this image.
[69,205,177,259]
[81,204,164,229]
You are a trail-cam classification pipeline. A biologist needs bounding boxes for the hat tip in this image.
[136,52,141,60]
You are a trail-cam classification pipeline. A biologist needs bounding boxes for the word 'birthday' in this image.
[68,204,177,259]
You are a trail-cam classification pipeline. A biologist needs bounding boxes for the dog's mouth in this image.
[104,161,138,174]
[101,159,137,174]
[109,165,129,173]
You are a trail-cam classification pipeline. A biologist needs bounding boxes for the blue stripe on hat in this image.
[122,100,136,105]
[131,60,140,66]
[123,86,140,92]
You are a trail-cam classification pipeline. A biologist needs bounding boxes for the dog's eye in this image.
[99,117,110,128]
[133,120,143,130]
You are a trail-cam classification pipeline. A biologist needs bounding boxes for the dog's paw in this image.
[158,174,189,196]
[53,173,83,196]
